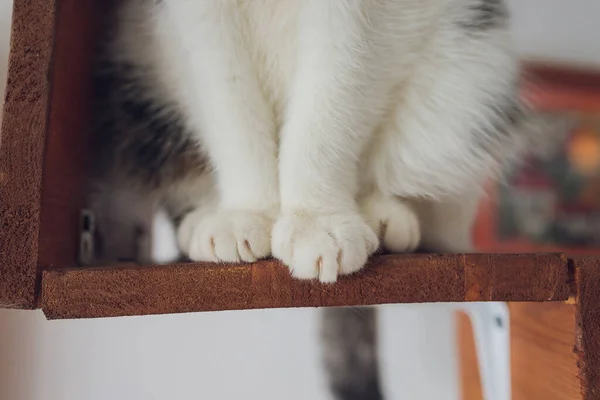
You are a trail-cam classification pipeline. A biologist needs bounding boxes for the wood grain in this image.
[37,0,96,272]
[510,302,581,400]
[457,311,484,400]
[575,258,600,400]
[458,302,580,400]
[0,0,98,308]
[524,61,600,91]
[40,253,570,319]
[0,0,56,309]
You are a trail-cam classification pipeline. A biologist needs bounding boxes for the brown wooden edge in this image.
[458,302,582,400]
[37,0,96,272]
[575,257,600,400]
[457,310,483,400]
[523,61,600,91]
[0,0,57,309]
[0,0,97,309]
[40,253,570,319]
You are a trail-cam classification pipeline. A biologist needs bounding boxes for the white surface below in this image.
[0,306,458,400]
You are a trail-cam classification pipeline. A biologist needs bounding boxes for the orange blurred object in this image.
[567,125,600,175]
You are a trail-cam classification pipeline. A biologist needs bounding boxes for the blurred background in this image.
[1,0,599,399]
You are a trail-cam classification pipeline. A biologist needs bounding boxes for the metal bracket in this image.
[79,209,96,266]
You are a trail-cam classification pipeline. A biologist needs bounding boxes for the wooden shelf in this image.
[1,1,599,398]
[458,303,581,400]
[457,257,600,400]
[0,0,95,309]
[575,257,600,399]
[40,253,570,319]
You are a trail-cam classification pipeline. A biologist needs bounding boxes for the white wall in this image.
[0,305,458,400]
[2,308,330,400]
[507,0,600,67]
[1,1,599,399]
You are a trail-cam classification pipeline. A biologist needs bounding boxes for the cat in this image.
[89,1,530,399]
[90,0,527,277]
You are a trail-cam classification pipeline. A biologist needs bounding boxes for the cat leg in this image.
[174,170,275,264]
[368,19,521,202]
[147,207,181,264]
[358,176,482,255]
[272,2,388,283]
[411,192,483,253]
[166,3,279,263]
[88,182,158,265]
[359,192,421,253]
[363,20,520,254]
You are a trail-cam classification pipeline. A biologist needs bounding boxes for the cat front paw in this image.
[178,209,274,263]
[360,193,420,252]
[271,212,379,283]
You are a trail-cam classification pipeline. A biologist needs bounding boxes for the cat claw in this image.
[360,193,421,252]
[178,209,274,263]
[272,212,379,283]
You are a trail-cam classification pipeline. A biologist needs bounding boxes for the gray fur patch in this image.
[91,61,206,190]
[321,307,384,400]
[458,0,509,32]
[474,90,526,156]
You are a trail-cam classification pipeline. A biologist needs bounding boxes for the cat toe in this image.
[178,209,273,263]
[361,193,421,253]
[272,212,378,283]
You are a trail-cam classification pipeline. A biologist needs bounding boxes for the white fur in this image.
[178,208,274,263]
[111,0,519,281]
[361,194,421,253]
[150,208,181,264]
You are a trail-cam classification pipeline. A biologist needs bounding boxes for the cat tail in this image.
[320,307,385,400]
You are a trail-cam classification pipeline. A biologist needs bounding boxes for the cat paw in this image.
[178,209,274,263]
[360,194,420,252]
[272,212,379,283]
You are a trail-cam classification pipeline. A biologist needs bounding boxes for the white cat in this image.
[91,0,527,282]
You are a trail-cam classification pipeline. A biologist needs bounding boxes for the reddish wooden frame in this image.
[473,62,600,256]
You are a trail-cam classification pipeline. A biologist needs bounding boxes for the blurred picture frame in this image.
[473,62,600,254]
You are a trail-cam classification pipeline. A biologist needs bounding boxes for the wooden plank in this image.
[575,258,600,400]
[0,0,98,308]
[524,61,600,91]
[510,303,581,400]
[0,0,56,309]
[457,303,580,400]
[40,253,570,319]
[37,0,96,271]
[457,311,484,400]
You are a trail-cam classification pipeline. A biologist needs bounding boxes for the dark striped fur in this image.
[321,307,385,400]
